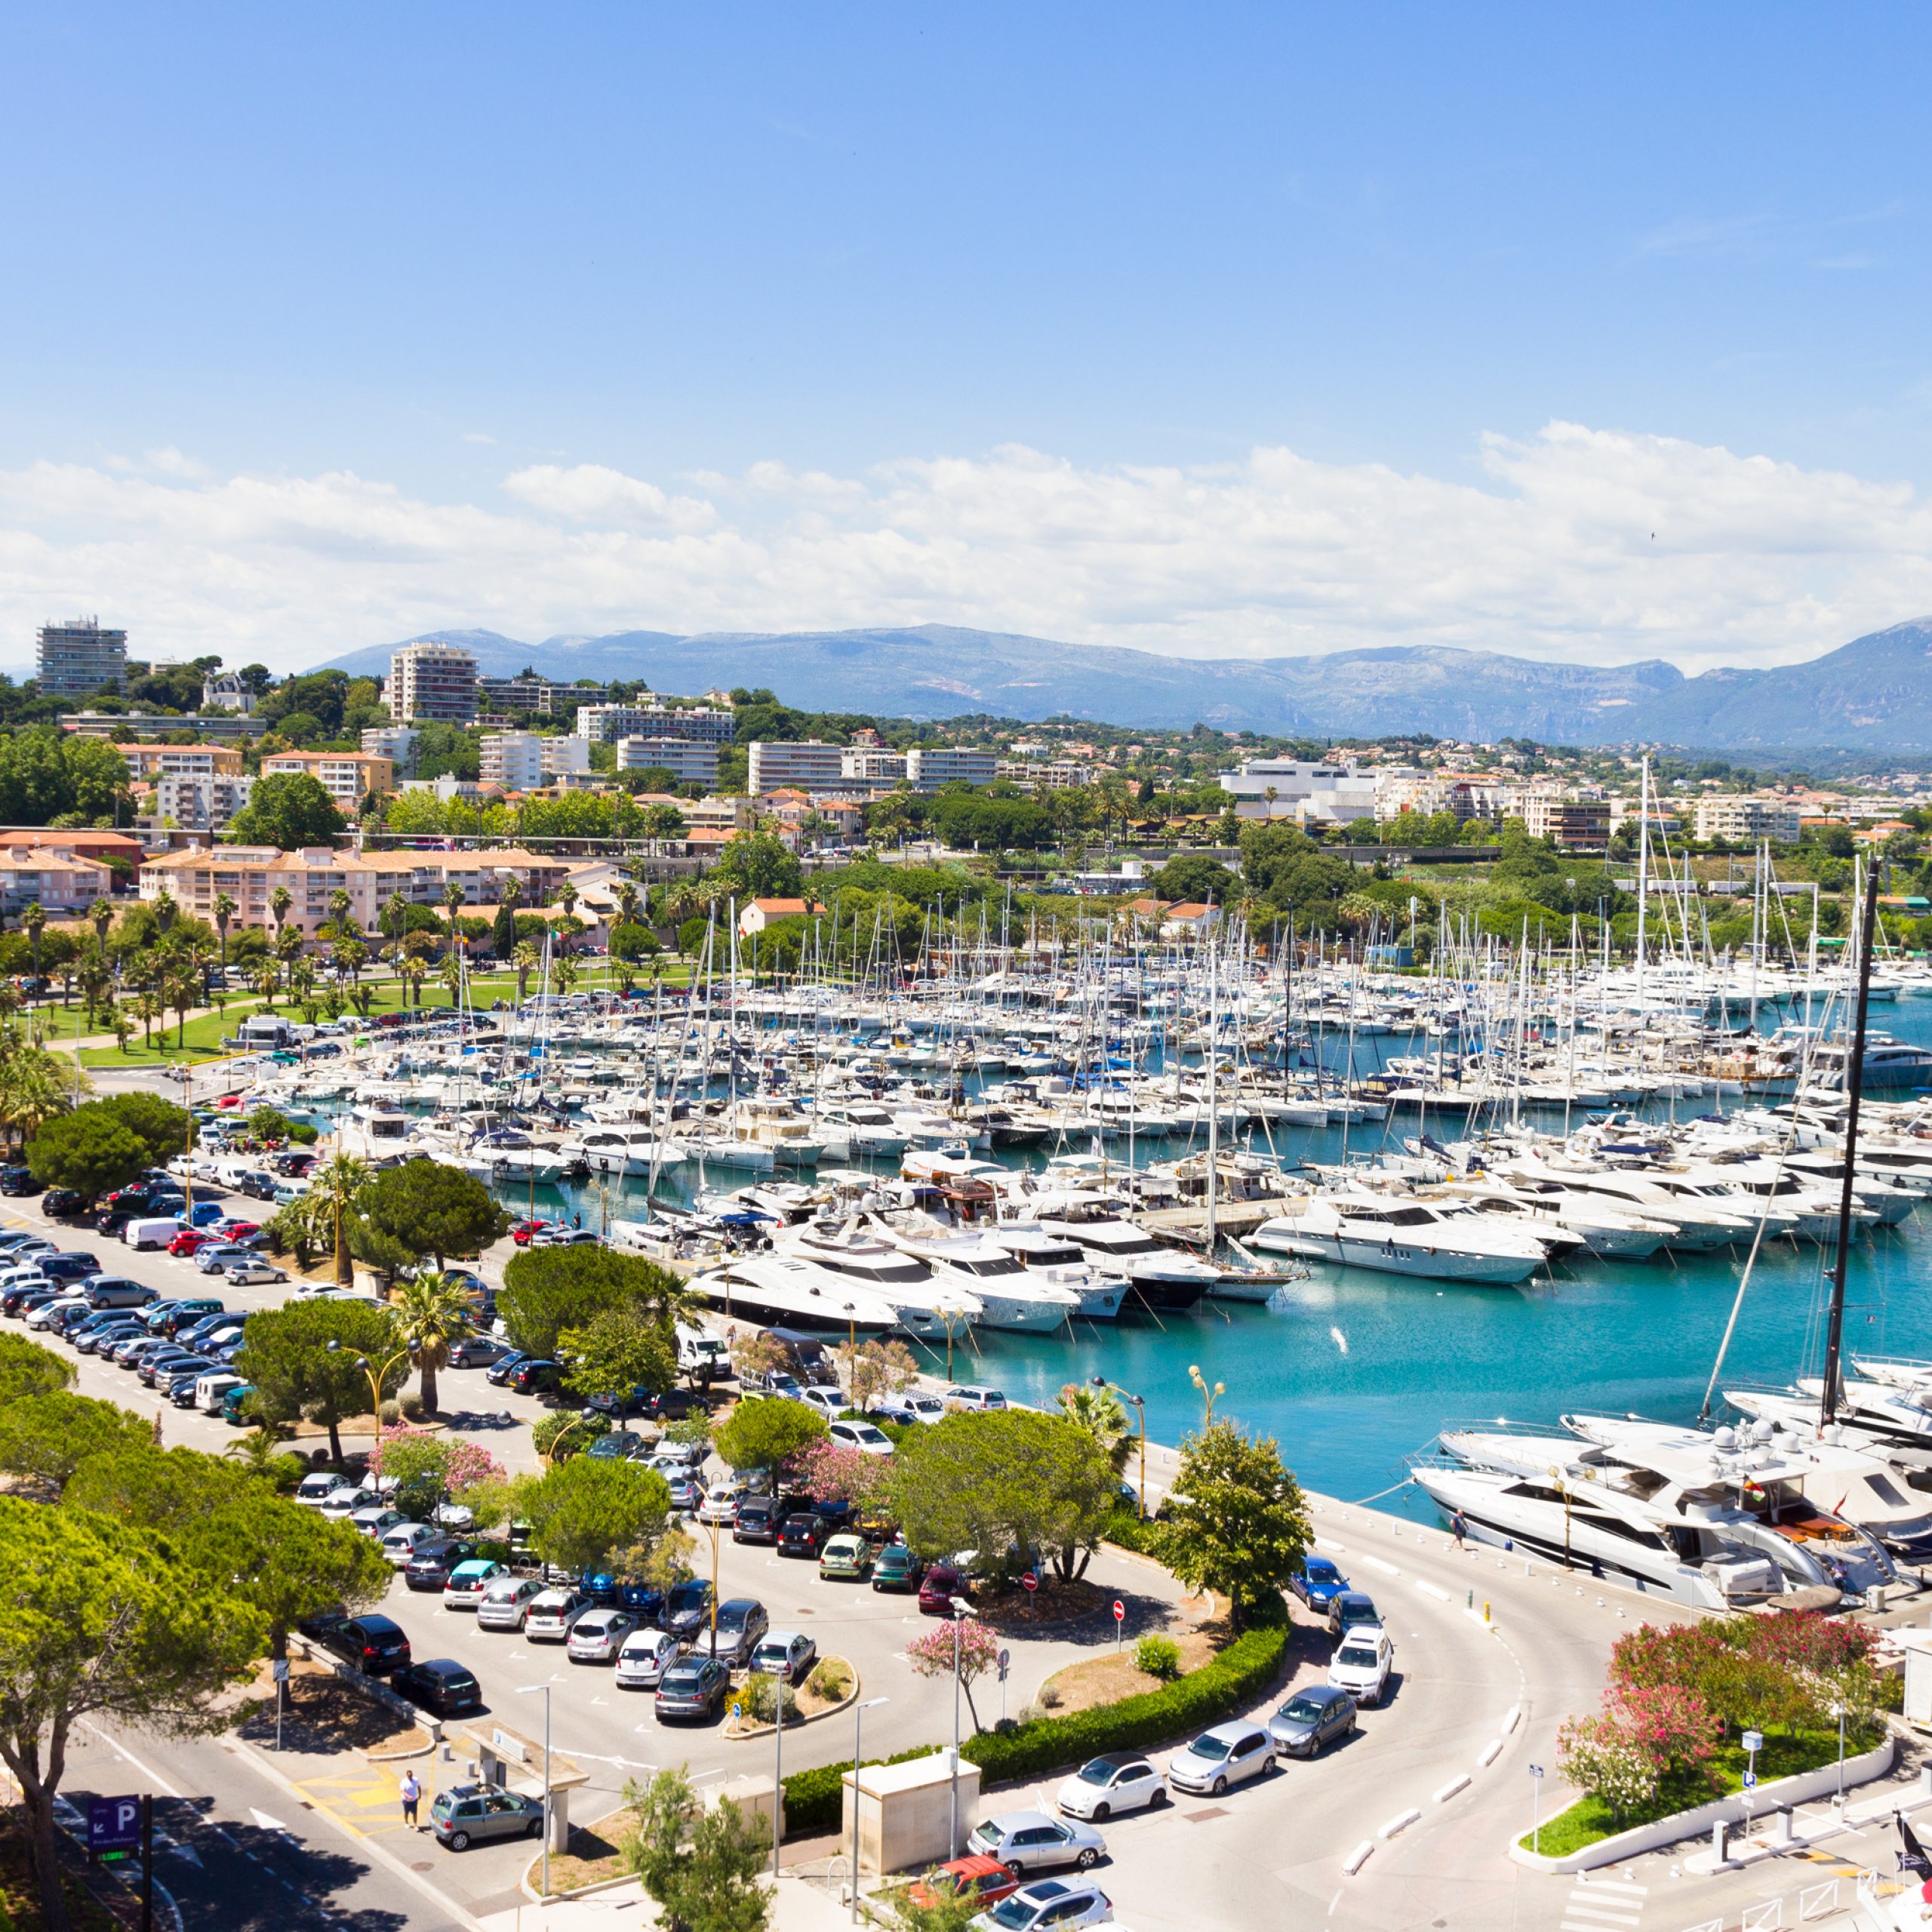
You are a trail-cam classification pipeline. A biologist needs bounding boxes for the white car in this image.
[0,1264,53,1294]
[26,1298,88,1331]
[224,1260,288,1286]
[827,1419,894,1457]
[945,1386,1008,1412]
[800,1387,848,1420]
[1164,1721,1275,1797]
[349,1506,406,1541]
[1055,1752,1168,1822]
[565,1607,638,1664]
[614,1629,686,1690]
[1328,1625,1395,1707]
[523,1589,588,1642]
[317,1484,380,1520]
[294,1471,355,1509]
[878,1392,946,1426]
[476,1575,546,1631]
[696,1480,749,1524]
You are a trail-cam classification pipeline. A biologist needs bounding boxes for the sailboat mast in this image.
[1819,860,1882,1429]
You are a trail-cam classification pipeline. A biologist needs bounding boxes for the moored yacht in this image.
[769,1222,981,1340]
[864,1220,1081,1334]
[689,1254,902,1334]
[1251,1188,1553,1285]
[1014,1188,1217,1312]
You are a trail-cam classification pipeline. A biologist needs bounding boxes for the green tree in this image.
[713,1395,828,1477]
[888,1410,1116,1581]
[202,1495,393,1660]
[23,1103,149,1199]
[235,1299,405,1465]
[510,1454,674,1576]
[707,829,803,902]
[0,1498,266,1931]
[228,771,347,849]
[620,1767,771,1932]
[100,1091,192,1164]
[1159,1419,1310,1631]
[0,1392,153,1495]
[1149,851,1235,903]
[0,1332,74,1402]
[389,1269,475,1415]
[560,1300,679,1407]
[500,1244,694,1361]
[1056,1383,1133,1474]
[358,1158,508,1272]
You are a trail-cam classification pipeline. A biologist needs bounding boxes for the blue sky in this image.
[2,5,1930,673]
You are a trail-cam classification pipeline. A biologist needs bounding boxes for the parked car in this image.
[906,1857,1020,1912]
[1326,1590,1381,1640]
[523,1589,588,1642]
[696,1479,749,1525]
[476,1575,547,1631]
[945,1386,1008,1413]
[294,1470,355,1510]
[965,1811,1106,1878]
[660,1578,715,1638]
[733,1497,783,1544]
[875,1392,948,1426]
[313,1614,411,1676]
[484,1349,530,1387]
[161,1360,215,1401]
[1165,1721,1275,1797]
[1328,1625,1395,1707]
[1054,1752,1168,1822]
[348,1506,406,1543]
[508,1358,562,1396]
[968,1878,1112,1932]
[800,1386,848,1420]
[583,1429,648,1463]
[224,1260,288,1286]
[41,1189,91,1219]
[614,1629,686,1690]
[749,1631,817,1684]
[446,1337,506,1369]
[654,1657,732,1723]
[663,1474,703,1512]
[439,1558,505,1607]
[159,1297,226,1335]
[316,1483,379,1520]
[695,1598,768,1667]
[566,1607,638,1664]
[392,1659,484,1718]
[84,1277,156,1310]
[38,1253,102,1283]
[827,1419,894,1457]
[509,1219,557,1246]
[429,1783,544,1851]
[194,1244,254,1275]
[871,1543,926,1593]
[819,1533,872,1581]
[1267,1684,1358,1758]
[777,1512,829,1558]
[380,1521,441,1567]
[918,1563,967,1615]
[167,1229,214,1257]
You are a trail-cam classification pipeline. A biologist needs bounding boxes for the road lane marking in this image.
[1478,1739,1503,1766]
[1414,1580,1451,1601]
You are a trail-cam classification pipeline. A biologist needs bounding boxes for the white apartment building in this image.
[574,702,735,746]
[0,844,113,914]
[1220,756,1386,825]
[120,742,246,783]
[617,737,719,784]
[36,617,127,697]
[1694,795,1804,844]
[749,740,845,791]
[841,746,909,784]
[1373,771,1499,823]
[480,733,595,789]
[152,773,255,832]
[387,641,478,723]
[361,725,419,769]
[475,674,606,716]
[995,758,1091,791]
[257,749,395,806]
[906,746,998,791]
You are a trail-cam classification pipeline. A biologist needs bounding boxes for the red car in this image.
[511,1220,556,1247]
[168,1229,212,1256]
[917,1563,966,1616]
[906,1857,1017,1911]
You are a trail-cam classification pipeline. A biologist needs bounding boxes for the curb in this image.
[724,1660,862,1739]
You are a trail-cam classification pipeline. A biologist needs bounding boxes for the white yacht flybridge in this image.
[689,1254,902,1334]
[1250,1187,1553,1284]
[863,1219,1081,1333]
[769,1221,982,1339]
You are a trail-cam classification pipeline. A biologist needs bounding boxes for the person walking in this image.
[399,1770,422,1829]
[1451,1509,1468,1549]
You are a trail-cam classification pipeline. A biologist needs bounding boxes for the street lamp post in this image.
[1091,1375,1147,1519]
[1529,1762,1544,1854]
[516,1683,552,1897]
[849,1695,888,1922]
[948,1597,973,1857]
[325,1339,415,1461]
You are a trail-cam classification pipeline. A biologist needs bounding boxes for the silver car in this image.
[1165,1721,1275,1797]
[614,1629,686,1690]
[476,1575,546,1631]
[966,1810,1106,1878]
[565,1606,638,1664]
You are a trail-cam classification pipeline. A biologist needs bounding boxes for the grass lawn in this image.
[70,958,697,1066]
[1520,1725,1874,1857]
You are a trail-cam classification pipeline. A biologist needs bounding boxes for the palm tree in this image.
[275,924,303,967]
[269,884,293,937]
[441,881,466,958]
[384,891,408,949]
[390,1270,475,1415]
[153,888,178,937]
[551,954,578,996]
[328,888,354,936]
[21,903,45,991]
[306,1151,371,1285]
[335,933,367,983]
[108,1004,133,1055]
[0,1043,80,1154]
[401,957,426,1010]
[615,879,641,930]
[211,891,236,974]
[224,1425,294,1483]
[90,898,113,961]
[438,953,464,1009]
[557,880,578,950]
[253,958,280,1011]
[164,964,196,1048]
[1057,1383,1133,1473]
[132,987,164,1047]
[511,941,540,1002]
[499,876,522,916]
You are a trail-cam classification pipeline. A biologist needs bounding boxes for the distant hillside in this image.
[323,617,1932,749]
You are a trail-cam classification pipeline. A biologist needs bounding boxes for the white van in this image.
[195,1371,245,1411]
[676,1324,730,1380]
[122,1217,183,1251]
[240,1015,296,1048]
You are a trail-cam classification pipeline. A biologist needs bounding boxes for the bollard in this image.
[1919,1764,1932,1800]
[1774,1808,1794,1847]
[1484,1601,1491,1624]
[1712,1819,1729,1864]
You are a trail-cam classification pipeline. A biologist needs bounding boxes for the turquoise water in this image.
[458,996,1932,1514]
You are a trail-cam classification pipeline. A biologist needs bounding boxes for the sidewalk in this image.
[474,1872,860,1932]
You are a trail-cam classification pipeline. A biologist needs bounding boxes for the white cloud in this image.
[0,425,1927,677]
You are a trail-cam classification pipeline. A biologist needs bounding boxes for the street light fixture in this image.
[515,1683,552,1898]
[1091,1375,1148,1520]
[948,1596,974,1858]
[849,1696,888,1922]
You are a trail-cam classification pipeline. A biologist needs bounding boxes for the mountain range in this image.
[320,618,1932,751]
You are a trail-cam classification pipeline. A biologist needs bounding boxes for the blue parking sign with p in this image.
[88,1795,141,1854]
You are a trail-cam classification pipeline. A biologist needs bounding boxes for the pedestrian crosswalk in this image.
[1560,1875,1647,1932]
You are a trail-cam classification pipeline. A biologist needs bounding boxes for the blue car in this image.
[1290,1555,1349,1613]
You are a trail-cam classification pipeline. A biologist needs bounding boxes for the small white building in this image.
[1221,757,1386,825]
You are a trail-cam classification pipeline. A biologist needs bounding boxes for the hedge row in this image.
[958,1608,1289,1783]
[783,1744,934,1835]
[1100,1503,1174,1562]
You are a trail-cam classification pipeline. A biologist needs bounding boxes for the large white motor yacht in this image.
[1251,1188,1553,1285]
[864,1220,1081,1334]
[769,1222,981,1340]
[689,1254,902,1334]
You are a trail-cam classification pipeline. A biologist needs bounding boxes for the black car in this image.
[0,1166,42,1196]
[38,1254,101,1283]
[404,1537,478,1591]
[586,1383,695,1423]
[41,1189,91,1219]
[1,1282,53,1317]
[654,1657,731,1723]
[777,1513,829,1558]
[391,1658,483,1717]
[583,1429,648,1463]
[733,1497,782,1544]
[310,1614,412,1676]
[484,1351,530,1388]
[509,1358,562,1395]
[660,1578,715,1638]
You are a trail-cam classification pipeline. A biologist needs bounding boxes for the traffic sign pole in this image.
[1113,1600,1125,1653]
[141,1793,152,1932]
